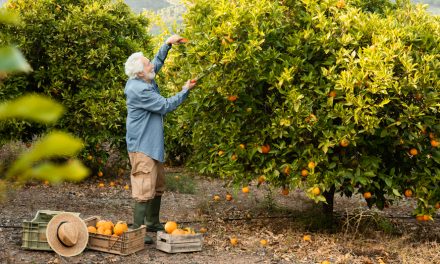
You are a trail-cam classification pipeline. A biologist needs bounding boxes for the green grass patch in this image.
[165,172,196,194]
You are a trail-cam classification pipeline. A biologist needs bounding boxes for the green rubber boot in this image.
[145,196,165,232]
[133,201,153,244]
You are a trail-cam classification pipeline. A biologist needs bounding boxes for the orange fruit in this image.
[404,189,413,198]
[435,202,440,209]
[165,221,178,234]
[98,182,105,188]
[363,192,372,199]
[87,155,93,160]
[226,193,233,201]
[431,140,439,147]
[416,215,424,221]
[261,144,271,154]
[96,220,106,228]
[312,187,321,196]
[124,184,129,190]
[98,171,103,177]
[218,150,225,156]
[242,186,250,193]
[199,227,207,233]
[281,188,289,196]
[43,180,49,186]
[258,175,266,184]
[260,239,268,246]
[308,161,316,169]
[96,226,106,235]
[231,154,238,161]
[227,95,238,102]
[301,169,309,177]
[409,148,418,156]
[171,228,186,235]
[114,221,128,236]
[103,221,114,231]
[104,229,112,236]
[328,90,337,97]
[230,237,238,246]
[340,139,349,147]
[303,234,312,241]
[110,181,115,187]
[336,0,345,8]
[87,226,97,234]
[305,114,317,123]
[213,195,221,201]
[239,144,245,149]
[422,215,431,221]
[283,166,291,175]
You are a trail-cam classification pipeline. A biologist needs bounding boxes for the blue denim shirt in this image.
[124,43,190,162]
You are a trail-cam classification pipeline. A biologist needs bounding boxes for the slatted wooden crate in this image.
[156,231,203,253]
[84,216,146,256]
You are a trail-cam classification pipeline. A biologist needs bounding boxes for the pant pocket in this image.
[130,153,155,201]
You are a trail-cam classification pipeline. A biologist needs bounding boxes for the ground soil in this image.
[1,167,439,264]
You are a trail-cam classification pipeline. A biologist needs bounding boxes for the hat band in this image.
[57,221,74,248]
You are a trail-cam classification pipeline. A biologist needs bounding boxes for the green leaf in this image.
[0,47,31,72]
[392,188,402,197]
[0,94,64,123]
[7,131,84,177]
[0,8,20,25]
[26,159,89,183]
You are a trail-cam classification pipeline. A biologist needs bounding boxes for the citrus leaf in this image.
[0,94,64,123]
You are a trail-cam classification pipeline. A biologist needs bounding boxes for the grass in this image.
[165,172,196,194]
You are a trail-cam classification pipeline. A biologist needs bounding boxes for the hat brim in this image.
[46,212,89,257]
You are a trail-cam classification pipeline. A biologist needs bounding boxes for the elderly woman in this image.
[124,35,196,244]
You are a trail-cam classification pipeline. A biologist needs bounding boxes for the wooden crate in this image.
[156,231,203,253]
[84,216,146,256]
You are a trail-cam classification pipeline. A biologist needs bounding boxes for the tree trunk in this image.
[322,185,336,222]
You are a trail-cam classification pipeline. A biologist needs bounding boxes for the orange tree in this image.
[161,0,440,219]
[0,0,152,173]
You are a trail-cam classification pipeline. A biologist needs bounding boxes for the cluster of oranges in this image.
[164,221,200,235]
[87,220,128,237]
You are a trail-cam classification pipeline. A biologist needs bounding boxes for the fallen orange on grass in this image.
[213,195,221,201]
[308,161,316,169]
[303,234,312,241]
[363,192,372,199]
[226,193,233,201]
[230,237,238,246]
[404,189,413,198]
[260,239,268,246]
[242,186,250,193]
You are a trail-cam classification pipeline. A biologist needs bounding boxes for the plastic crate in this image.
[84,216,146,256]
[156,231,203,253]
[21,210,78,251]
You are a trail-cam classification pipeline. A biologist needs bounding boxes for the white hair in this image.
[124,52,145,79]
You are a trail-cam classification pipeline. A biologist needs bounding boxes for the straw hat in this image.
[46,212,89,257]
